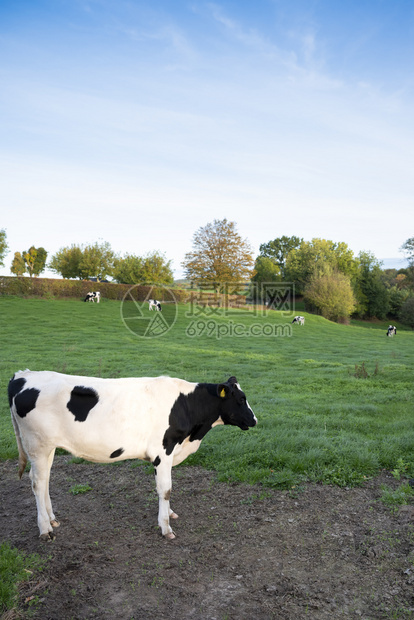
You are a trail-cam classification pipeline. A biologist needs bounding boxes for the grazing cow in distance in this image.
[148,299,162,311]
[8,370,257,541]
[84,291,101,303]
[292,316,305,325]
[387,325,397,337]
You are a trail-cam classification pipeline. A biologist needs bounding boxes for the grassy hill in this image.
[1,296,413,488]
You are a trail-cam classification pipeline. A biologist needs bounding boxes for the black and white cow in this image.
[148,299,162,311]
[292,316,305,325]
[8,370,257,541]
[386,325,397,337]
[84,291,101,303]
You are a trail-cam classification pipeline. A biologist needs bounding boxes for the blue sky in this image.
[1,0,413,277]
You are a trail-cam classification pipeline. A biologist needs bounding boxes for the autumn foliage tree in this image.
[21,246,48,277]
[10,252,26,276]
[182,219,255,289]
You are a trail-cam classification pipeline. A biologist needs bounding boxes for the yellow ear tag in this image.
[220,388,226,398]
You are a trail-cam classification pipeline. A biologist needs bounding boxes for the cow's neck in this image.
[162,383,223,455]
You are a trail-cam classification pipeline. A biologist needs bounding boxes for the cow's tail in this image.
[10,408,28,478]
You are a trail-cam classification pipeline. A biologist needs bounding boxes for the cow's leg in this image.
[45,449,59,528]
[153,458,176,539]
[29,450,57,540]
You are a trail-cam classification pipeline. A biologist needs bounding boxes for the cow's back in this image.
[9,371,197,463]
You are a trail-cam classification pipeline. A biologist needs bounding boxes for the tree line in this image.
[1,223,413,326]
[0,233,174,286]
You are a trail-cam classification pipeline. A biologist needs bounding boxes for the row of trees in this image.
[48,243,174,285]
[179,222,414,324]
[0,233,49,278]
[0,231,174,285]
[180,221,413,324]
[251,235,414,324]
[1,225,413,325]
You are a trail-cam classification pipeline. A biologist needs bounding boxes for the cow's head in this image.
[217,376,257,430]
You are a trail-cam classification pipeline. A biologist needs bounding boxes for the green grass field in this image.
[1,295,413,488]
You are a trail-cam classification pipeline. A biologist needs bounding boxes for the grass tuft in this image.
[379,482,414,511]
[0,542,45,615]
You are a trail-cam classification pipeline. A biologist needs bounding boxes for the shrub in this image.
[304,268,356,322]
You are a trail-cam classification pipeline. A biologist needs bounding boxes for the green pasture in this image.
[1,295,413,488]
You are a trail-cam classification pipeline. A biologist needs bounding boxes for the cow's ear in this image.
[218,384,228,398]
[227,376,237,385]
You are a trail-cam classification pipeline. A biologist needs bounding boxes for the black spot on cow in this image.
[153,456,161,467]
[67,385,99,422]
[14,387,41,418]
[8,377,26,407]
[110,448,124,459]
[162,384,221,456]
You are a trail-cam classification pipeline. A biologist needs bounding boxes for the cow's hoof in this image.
[170,512,178,520]
[40,531,55,542]
[164,531,176,540]
[51,519,60,528]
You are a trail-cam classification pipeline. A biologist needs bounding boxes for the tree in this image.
[400,237,414,288]
[388,287,410,319]
[30,246,47,276]
[400,237,414,266]
[10,252,26,276]
[258,236,302,278]
[49,241,115,280]
[113,251,174,285]
[0,229,8,267]
[182,219,255,289]
[49,245,83,279]
[251,256,281,284]
[22,247,38,277]
[284,238,358,294]
[353,251,390,319]
[249,256,281,303]
[140,251,174,284]
[113,254,144,284]
[78,241,115,281]
[399,296,414,329]
[304,265,356,322]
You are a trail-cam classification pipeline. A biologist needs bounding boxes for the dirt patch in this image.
[1,457,414,619]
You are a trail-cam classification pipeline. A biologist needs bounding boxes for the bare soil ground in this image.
[1,457,414,619]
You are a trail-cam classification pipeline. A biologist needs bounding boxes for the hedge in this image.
[0,276,188,303]
[0,277,252,310]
